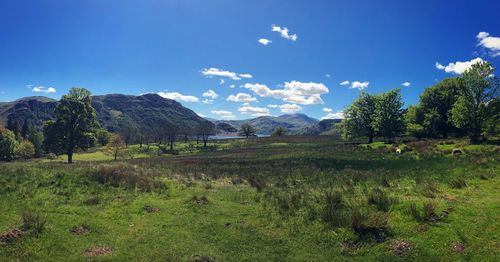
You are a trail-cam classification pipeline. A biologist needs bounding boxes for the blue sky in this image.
[0,0,499,120]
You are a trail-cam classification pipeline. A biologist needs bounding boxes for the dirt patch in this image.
[0,229,25,243]
[451,242,465,253]
[192,255,215,262]
[84,246,113,257]
[70,226,89,236]
[392,240,412,256]
[143,205,161,213]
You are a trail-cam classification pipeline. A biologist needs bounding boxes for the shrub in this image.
[367,188,391,212]
[419,180,439,198]
[321,191,346,227]
[449,178,467,189]
[21,211,46,236]
[46,153,57,160]
[247,176,266,192]
[409,201,438,223]
[409,203,422,222]
[15,140,35,159]
[275,191,303,216]
[0,127,17,161]
[91,163,165,193]
[350,209,389,241]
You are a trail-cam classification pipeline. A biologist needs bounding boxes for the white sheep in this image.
[396,148,402,154]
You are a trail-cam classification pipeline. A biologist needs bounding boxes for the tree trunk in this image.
[368,135,373,144]
[204,139,207,148]
[67,148,73,164]
[170,141,174,151]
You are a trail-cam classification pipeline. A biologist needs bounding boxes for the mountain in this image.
[0,94,211,133]
[212,113,319,135]
[300,118,343,136]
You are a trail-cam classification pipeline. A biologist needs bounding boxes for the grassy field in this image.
[0,136,498,261]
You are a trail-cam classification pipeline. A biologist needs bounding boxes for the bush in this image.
[275,191,303,216]
[0,127,17,161]
[247,176,266,192]
[350,209,389,241]
[409,201,438,223]
[91,163,165,193]
[449,178,467,189]
[321,191,346,227]
[15,140,35,159]
[21,211,46,236]
[367,188,391,212]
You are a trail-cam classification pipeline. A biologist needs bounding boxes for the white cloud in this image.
[211,110,235,119]
[323,107,333,113]
[197,113,206,118]
[238,105,271,117]
[226,93,257,102]
[32,86,56,93]
[220,79,225,85]
[201,68,253,81]
[267,104,279,108]
[243,80,329,105]
[477,31,500,57]
[435,57,484,74]
[271,24,298,41]
[202,90,218,99]
[402,82,411,87]
[157,92,199,102]
[321,111,345,120]
[258,38,272,45]
[340,80,350,86]
[325,74,331,78]
[279,103,302,113]
[350,81,369,90]
[229,84,235,88]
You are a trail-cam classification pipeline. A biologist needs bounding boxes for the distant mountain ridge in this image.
[0,94,211,132]
[212,113,320,135]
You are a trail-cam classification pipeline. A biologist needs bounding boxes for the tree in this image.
[272,126,287,137]
[105,134,127,161]
[451,61,499,144]
[238,123,256,138]
[165,124,178,151]
[340,92,378,143]
[404,105,425,140]
[373,89,405,143]
[15,140,35,159]
[198,121,215,148]
[120,123,137,148]
[0,127,17,161]
[95,128,111,146]
[44,88,99,163]
[28,131,44,157]
[418,77,463,137]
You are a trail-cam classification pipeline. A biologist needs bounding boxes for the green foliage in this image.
[451,61,499,143]
[20,211,47,236]
[27,131,44,157]
[15,140,35,159]
[95,128,111,146]
[0,127,17,161]
[271,126,287,137]
[340,92,378,143]
[367,188,391,212]
[105,134,127,160]
[373,89,405,143]
[405,105,425,139]
[44,88,99,163]
[238,123,257,138]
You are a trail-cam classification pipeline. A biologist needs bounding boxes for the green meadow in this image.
[0,136,498,261]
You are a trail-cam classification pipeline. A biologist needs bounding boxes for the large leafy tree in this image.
[0,127,17,161]
[238,123,257,138]
[373,89,405,143]
[44,88,99,163]
[451,61,499,144]
[418,77,464,138]
[340,92,378,143]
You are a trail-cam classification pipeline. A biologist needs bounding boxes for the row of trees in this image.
[340,61,499,144]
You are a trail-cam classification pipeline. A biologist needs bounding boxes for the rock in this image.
[452,148,463,155]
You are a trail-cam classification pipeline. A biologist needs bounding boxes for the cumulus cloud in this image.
[32,86,56,93]
[435,57,484,74]
[238,105,271,117]
[243,80,329,105]
[323,107,333,113]
[202,90,218,99]
[279,103,302,113]
[271,24,298,41]
[477,32,500,57]
[211,110,235,119]
[158,92,199,102]
[350,81,369,90]
[226,93,257,102]
[325,74,331,78]
[340,81,350,86]
[267,104,279,108]
[229,84,235,88]
[321,111,345,120]
[201,68,252,81]
[402,82,411,87]
[258,38,272,45]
